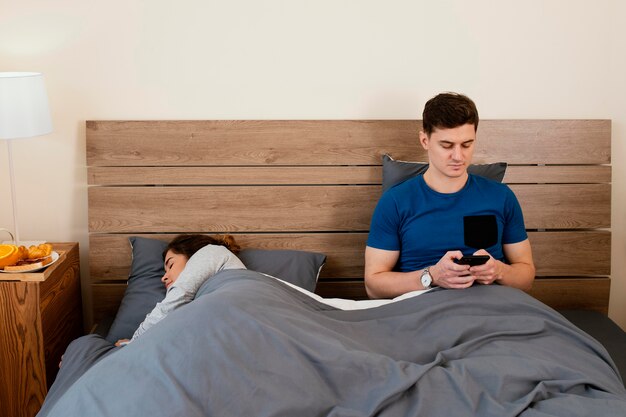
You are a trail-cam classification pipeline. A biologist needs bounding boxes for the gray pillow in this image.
[106,237,168,343]
[382,154,507,192]
[238,249,326,292]
[105,237,326,342]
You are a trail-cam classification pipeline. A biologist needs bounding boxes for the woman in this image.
[116,234,246,346]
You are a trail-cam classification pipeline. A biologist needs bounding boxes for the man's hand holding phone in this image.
[462,250,501,285]
[431,250,501,288]
[430,251,476,289]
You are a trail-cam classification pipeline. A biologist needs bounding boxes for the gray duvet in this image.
[39,270,626,416]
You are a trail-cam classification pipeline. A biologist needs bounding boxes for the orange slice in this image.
[0,244,21,268]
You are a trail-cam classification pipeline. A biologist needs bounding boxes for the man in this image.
[365,92,535,299]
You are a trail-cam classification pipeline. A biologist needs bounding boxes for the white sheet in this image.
[264,273,431,310]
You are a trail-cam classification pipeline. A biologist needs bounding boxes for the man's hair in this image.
[422,92,479,136]
[163,234,241,260]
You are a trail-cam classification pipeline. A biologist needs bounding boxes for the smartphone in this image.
[454,255,490,266]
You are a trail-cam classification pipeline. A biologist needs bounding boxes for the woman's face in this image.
[162,250,189,290]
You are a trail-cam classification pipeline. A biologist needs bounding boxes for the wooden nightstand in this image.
[0,242,83,417]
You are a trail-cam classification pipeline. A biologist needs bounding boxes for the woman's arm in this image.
[131,245,245,341]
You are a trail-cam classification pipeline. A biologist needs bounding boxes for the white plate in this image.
[0,251,60,273]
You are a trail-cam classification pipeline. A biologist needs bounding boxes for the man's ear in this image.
[418,130,429,150]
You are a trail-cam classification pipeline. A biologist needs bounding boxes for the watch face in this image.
[421,271,432,288]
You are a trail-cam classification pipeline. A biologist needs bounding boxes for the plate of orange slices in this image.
[0,243,59,273]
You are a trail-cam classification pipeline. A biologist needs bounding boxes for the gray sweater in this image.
[131,245,246,341]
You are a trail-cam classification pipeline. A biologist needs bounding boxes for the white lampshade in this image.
[0,72,52,140]
[0,72,53,245]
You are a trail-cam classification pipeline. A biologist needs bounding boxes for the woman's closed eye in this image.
[165,257,174,272]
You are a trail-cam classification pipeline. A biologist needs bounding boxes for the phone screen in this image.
[454,255,490,266]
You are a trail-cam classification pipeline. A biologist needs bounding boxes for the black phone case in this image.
[454,255,490,266]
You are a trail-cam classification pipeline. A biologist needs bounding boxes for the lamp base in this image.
[0,228,17,244]
[2,240,47,246]
[0,228,46,246]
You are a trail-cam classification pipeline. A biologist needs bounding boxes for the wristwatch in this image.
[420,267,433,289]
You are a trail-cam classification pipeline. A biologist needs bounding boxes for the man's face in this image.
[419,123,476,180]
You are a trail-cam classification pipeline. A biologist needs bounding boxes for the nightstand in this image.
[0,242,83,417]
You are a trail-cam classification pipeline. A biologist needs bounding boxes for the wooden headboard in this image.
[87,120,611,326]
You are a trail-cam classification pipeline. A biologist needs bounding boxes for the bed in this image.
[38,119,626,416]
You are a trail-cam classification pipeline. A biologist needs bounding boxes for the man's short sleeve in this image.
[367,191,402,250]
[502,187,528,244]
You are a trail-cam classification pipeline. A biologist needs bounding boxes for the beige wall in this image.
[1,1,624,329]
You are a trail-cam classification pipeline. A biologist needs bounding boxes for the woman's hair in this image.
[422,92,479,136]
[163,234,241,260]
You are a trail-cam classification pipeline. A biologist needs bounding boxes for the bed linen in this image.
[39,270,626,417]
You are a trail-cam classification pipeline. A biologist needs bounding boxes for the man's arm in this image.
[364,246,422,299]
[364,246,478,299]
[471,239,535,291]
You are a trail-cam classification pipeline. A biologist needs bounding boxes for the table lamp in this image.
[0,72,53,245]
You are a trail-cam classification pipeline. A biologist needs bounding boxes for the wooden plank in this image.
[315,280,369,300]
[531,231,610,276]
[503,165,611,184]
[528,278,610,314]
[88,184,610,233]
[88,236,133,280]
[88,165,611,186]
[86,120,418,166]
[88,166,383,186]
[88,186,379,233]
[0,282,47,416]
[475,120,610,164]
[89,231,609,281]
[510,184,610,229]
[91,284,125,323]
[87,120,610,166]
[39,244,82,388]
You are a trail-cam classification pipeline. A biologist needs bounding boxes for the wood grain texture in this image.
[88,166,383,186]
[39,244,82,387]
[87,120,610,166]
[0,243,82,417]
[530,231,611,275]
[502,165,611,184]
[474,120,610,164]
[527,278,611,314]
[87,120,419,166]
[88,186,379,233]
[88,184,609,233]
[92,284,126,324]
[0,282,46,417]
[510,184,610,229]
[88,164,611,186]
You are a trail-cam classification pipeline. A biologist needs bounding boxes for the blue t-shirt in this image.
[367,174,527,272]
